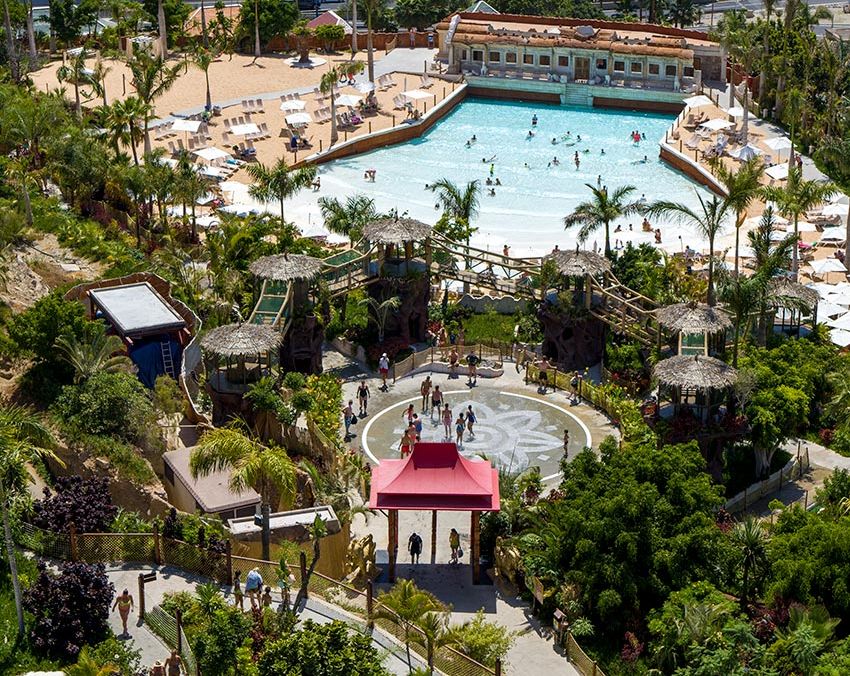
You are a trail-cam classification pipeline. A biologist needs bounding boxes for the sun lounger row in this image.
[337,111,362,128]
[222,116,253,131]
[312,86,340,103]
[280,93,302,102]
[392,94,408,109]
[221,123,272,144]
[312,107,333,123]
[241,98,265,113]
[376,73,396,90]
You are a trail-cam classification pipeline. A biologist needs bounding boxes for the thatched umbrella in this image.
[652,354,738,391]
[656,301,732,334]
[363,216,433,245]
[768,278,818,311]
[249,253,324,282]
[546,248,611,277]
[201,323,281,358]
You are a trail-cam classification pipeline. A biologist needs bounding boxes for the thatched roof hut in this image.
[546,249,611,277]
[201,323,281,358]
[249,253,324,282]
[769,278,819,311]
[653,354,738,391]
[656,302,732,334]
[363,216,432,245]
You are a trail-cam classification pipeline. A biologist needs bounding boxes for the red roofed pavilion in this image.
[369,442,499,584]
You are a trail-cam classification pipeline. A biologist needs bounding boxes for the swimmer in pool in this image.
[495,178,501,185]
[552,137,558,144]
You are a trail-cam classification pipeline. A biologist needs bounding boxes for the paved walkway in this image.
[329,345,604,676]
[105,564,421,675]
[790,438,850,472]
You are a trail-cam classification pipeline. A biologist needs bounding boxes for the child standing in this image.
[442,403,453,439]
[455,413,466,447]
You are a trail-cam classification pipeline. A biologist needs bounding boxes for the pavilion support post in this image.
[388,509,398,583]
[430,510,437,564]
[471,511,481,585]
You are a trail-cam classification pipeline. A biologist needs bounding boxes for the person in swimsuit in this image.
[431,385,442,418]
[466,405,476,438]
[112,588,134,636]
[403,404,415,426]
[357,380,370,416]
[449,347,459,377]
[455,414,465,447]
[442,403,453,439]
[420,376,432,412]
[399,429,414,457]
[164,650,183,676]
[233,570,244,611]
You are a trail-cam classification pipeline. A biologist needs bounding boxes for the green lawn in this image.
[462,312,516,344]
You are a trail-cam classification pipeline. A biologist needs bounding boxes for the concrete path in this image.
[790,438,850,472]
[330,345,607,676]
[104,563,420,674]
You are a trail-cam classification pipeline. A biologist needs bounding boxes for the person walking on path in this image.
[420,376,432,412]
[466,351,479,386]
[455,413,466,447]
[408,532,423,564]
[431,385,443,419]
[536,357,551,393]
[442,403,453,439]
[112,588,134,636]
[164,650,183,676]
[449,528,461,564]
[449,347,459,378]
[379,353,390,391]
[232,570,244,611]
[245,567,263,610]
[343,400,355,440]
[357,380,370,416]
[569,371,580,404]
[466,405,476,438]
[563,429,570,459]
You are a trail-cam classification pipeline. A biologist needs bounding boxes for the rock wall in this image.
[282,314,325,375]
[538,304,605,372]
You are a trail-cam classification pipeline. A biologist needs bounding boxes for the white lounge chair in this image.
[420,74,433,88]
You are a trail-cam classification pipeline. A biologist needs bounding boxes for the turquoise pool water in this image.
[288,98,724,255]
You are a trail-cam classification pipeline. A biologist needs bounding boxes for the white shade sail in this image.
[729,143,761,161]
[335,94,362,107]
[683,94,713,108]
[285,112,311,126]
[193,146,230,162]
[766,164,789,180]
[699,118,734,131]
[403,89,431,100]
[230,123,260,136]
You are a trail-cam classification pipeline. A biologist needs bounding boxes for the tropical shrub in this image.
[194,606,252,676]
[24,561,114,659]
[31,476,118,534]
[448,610,516,668]
[304,374,343,443]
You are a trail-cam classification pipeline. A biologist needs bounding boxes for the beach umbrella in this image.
[766,163,789,181]
[829,193,849,205]
[729,143,761,161]
[820,227,846,242]
[810,258,848,276]
[193,146,230,163]
[699,118,734,132]
[683,94,712,108]
[764,136,792,152]
[830,328,850,347]
[172,119,202,133]
[724,105,745,117]
[821,203,848,217]
[230,122,260,136]
[285,113,311,127]
[279,99,307,112]
[335,94,362,107]
[355,81,375,93]
[403,89,431,101]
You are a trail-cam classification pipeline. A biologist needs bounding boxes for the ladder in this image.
[160,340,176,378]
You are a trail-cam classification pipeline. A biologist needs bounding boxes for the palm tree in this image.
[564,184,641,258]
[90,58,112,106]
[66,645,119,676]
[711,158,764,276]
[321,62,365,146]
[24,0,37,64]
[318,194,377,245]
[3,0,18,82]
[55,323,135,383]
[253,0,261,58]
[359,295,401,343]
[157,0,167,56]
[644,193,732,305]
[105,96,149,165]
[128,52,181,155]
[758,0,775,109]
[761,166,837,279]
[374,579,441,672]
[428,178,481,248]
[717,271,762,367]
[815,138,850,265]
[246,158,317,224]
[728,26,760,143]
[57,47,91,117]
[0,403,60,638]
[361,0,385,83]
[190,426,297,560]
[412,610,456,675]
[175,153,209,241]
[193,48,216,112]
[5,156,37,226]
[731,515,767,609]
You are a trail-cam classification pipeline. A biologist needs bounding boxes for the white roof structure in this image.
[830,328,850,347]
[89,282,185,338]
[164,447,259,514]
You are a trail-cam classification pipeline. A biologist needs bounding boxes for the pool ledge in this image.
[298,82,468,167]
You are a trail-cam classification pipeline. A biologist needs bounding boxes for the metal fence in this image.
[392,342,516,382]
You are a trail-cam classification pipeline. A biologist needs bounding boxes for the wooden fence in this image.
[564,631,606,676]
[391,341,519,382]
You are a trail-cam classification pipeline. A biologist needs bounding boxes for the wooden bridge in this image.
[247,232,660,347]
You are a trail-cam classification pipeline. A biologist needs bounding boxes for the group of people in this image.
[232,567,278,612]
[405,375,478,451]
[407,527,463,565]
